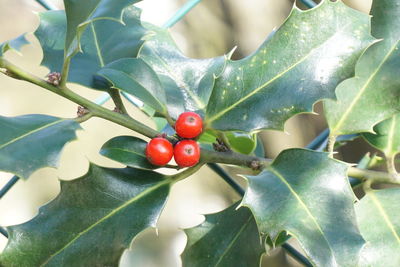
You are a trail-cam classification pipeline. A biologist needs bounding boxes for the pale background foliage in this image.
[0,0,372,266]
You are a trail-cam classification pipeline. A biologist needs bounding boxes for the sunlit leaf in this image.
[325,0,400,135]
[362,113,400,158]
[356,188,400,267]
[205,0,374,132]
[138,24,227,119]
[242,149,364,266]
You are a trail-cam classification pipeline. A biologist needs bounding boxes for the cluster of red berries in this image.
[146,112,203,167]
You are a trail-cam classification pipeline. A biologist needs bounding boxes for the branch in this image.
[201,149,271,169]
[1,58,398,186]
[108,88,128,115]
[348,167,400,185]
[0,58,158,139]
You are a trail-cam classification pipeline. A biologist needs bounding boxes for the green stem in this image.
[201,149,271,169]
[217,131,231,150]
[327,134,336,158]
[0,58,159,138]
[1,58,397,186]
[59,58,70,88]
[108,88,128,114]
[386,154,398,174]
[74,112,93,123]
[348,167,399,185]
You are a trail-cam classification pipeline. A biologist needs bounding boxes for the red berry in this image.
[174,140,200,167]
[175,112,203,139]
[145,137,173,166]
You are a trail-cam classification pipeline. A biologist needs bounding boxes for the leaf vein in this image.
[369,191,400,245]
[331,39,400,134]
[268,167,338,265]
[0,119,66,151]
[40,179,170,266]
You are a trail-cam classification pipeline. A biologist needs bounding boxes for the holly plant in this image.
[0,0,400,266]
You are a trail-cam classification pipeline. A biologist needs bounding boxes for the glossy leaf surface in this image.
[362,114,400,157]
[139,24,226,119]
[34,6,146,89]
[225,132,257,155]
[98,58,167,113]
[0,114,80,179]
[325,0,400,135]
[63,0,141,59]
[356,188,400,267]
[242,149,364,266]
[182,202,264,267]
[100,135,157,170]
[0,164,170,266]
[205,0,374,132]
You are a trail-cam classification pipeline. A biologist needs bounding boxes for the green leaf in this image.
[355,188,400,267]
[100,135,157,170]
[362,114,400,157]
[0,164,170,266]
[197,131,257,155]
[204,0,374,132]
[0,114,81,179]
[242,149,364,266]
[181,202,264,267]
[225,132,257,155]
[325,0,400,135]
[139,24,227,119]
[0,34,29,57]
[63,0,141,59]
[97,58,167,113]
[34,6,146,89]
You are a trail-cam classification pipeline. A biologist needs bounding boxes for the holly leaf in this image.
[63,0,141,59]
[181,202,264,267]
[138,24,227,119]
[100,135,157,170]
[242,149,365,266]
[0,164,170,266]
[34,6,146,89]
[362,114,400,158]
[204,0,374,132]
[97,58,167,114]
[0,114,80,179]
[355,188,400,267]
[0,34,28,57]
[325,0,400,135]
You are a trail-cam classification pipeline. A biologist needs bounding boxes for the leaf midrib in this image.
[40,179,170,266]
[269,167,338,265]
[214,215,253,267]
[369,191,400,245]
[103,147,146,159]
[331,39,400,135]
[90,22,105,67]
[206,22,353,124]
[0,119,65,151]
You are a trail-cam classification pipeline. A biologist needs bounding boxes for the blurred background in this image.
[0,0,376,266]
